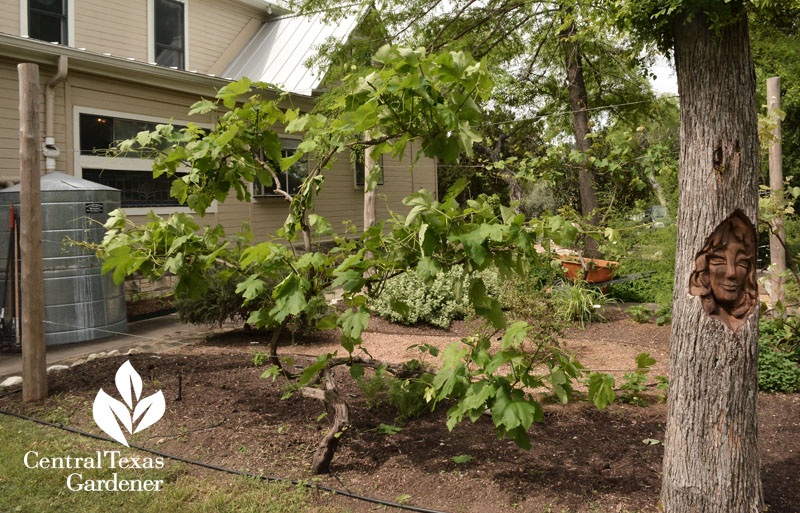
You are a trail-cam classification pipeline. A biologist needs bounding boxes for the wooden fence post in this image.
[19,63,47,402]
[767,76,786,307]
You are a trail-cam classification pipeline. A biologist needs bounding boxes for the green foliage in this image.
[655,304,672,326]
[626,304,652,323]
[751,6,800,187]
[619,352,658,405]
[451,454,474,464]
[376,424,404,435]
[354,367,391,409]
[607,223,676,306]
[96,45,626,455]
[175,265,265,328]
[759,315,800,393]
[369,265,475,328]
[760,316,800,363]
[387,373,435,421]
[252,351,270,367]
[551,281,612,328]
[759,345,800,393]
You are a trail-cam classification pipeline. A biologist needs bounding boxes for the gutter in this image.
[0,33,232,97]
[43,55,68,172]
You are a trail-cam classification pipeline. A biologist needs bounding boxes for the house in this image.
[0,0,439,241]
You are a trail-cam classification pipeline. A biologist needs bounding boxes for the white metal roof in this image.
[222,13,360,96]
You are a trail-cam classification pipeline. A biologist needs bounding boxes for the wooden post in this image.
[18,63,47,402]
[767,76,786,307]
[363,131,376,231]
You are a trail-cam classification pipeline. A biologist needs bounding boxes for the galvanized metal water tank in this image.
[0,172,127,345]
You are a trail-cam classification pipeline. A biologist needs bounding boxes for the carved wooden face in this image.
[688,211,757,333]
[707,238,751,305]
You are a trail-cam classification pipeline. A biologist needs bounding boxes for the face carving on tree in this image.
[689,211,757,333]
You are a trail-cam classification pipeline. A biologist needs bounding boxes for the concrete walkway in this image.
[0,314,211,379]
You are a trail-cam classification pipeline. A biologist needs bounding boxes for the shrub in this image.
[759,345,800,392]
[760,316,800,363]
[493,258,563,319]
[387,374,435,421]
[176,265,329,336]
[252,351,269,367]
[607,223,676,306]
[175,266,258,327]
[369,265,477,328]
[354,367,434,421]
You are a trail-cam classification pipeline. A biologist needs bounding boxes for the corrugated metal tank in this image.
[0,172,126,345]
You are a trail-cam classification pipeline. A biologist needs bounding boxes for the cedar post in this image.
[363,131,376,231]
[18,63,47,402]
[767,76,786,306]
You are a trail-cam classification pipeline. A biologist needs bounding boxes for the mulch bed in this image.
[1,324,799,512]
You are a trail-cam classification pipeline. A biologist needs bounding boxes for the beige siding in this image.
[68,73,213,120]
[0,61,19,181]
[236,142,435,243]
[0,58,438,241]
[67,71,218,226]
[188,0,264,74]
[74,0,148,62]
[0,0,20,35]
[0,59,68,180]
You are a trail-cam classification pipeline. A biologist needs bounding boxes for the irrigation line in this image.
[0,402,449,513]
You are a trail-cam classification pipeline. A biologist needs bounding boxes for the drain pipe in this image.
[43,55,68,173]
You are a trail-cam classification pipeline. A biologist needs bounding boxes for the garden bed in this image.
[1,317,798,512]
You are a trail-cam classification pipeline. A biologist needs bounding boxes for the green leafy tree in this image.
[97,45,623,474]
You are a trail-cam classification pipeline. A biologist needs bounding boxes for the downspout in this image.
[43,55,68,173]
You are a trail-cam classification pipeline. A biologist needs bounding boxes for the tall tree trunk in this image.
[560,21,600,256]
[662,9,762,513]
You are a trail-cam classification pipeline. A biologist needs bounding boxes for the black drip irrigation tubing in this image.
[0,387,448,513]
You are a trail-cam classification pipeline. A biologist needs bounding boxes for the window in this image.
[79,114,184,158]
[153,0,186,69]
[353,147,384,188]
[28,0,67,44]
[74,108,206,213]
[82,169,180,208]
[253,139,309,198]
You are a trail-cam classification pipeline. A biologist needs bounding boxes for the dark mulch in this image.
[1,346,798,513]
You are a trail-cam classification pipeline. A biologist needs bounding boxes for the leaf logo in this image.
[92,360,165,447]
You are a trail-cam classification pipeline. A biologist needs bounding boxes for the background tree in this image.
[298,0,662,240]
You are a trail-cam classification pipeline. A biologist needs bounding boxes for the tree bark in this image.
[560,21,600,256]
[310,370,349,474]
[662,9,762,513]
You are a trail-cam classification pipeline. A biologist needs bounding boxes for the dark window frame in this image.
[154,0,186,69]
[28,0,67,45]
[253,140,309,198]
[353,147,384,188]
[79,112,189,209]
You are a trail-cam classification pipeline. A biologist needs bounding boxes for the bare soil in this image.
[2,313,799,513]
